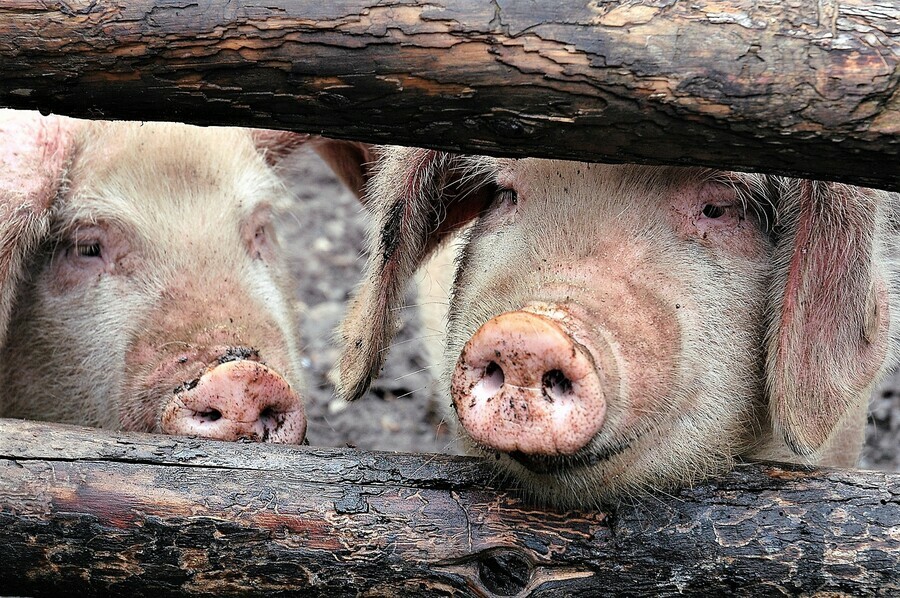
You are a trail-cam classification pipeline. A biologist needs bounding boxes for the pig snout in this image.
[161,359,306,444]
[451,309,608,456]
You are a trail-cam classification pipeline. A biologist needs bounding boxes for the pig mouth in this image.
[502,438,633,474]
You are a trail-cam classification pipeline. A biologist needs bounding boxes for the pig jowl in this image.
[0,112,319,444]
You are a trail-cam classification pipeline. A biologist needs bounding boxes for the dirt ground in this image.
[281,148,899,472]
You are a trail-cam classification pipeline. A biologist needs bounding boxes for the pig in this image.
[0,110,367,443]
[335,147,900,507]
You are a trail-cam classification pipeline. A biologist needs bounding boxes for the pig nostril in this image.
[485,361,503,381]
[541,369,573,403]
[259,406,278,424]
[472,361,505,402]
[197,408,222,423]
[484,361,505,391]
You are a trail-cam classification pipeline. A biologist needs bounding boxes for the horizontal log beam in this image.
[0,1,898,191]
[0,418,898,596]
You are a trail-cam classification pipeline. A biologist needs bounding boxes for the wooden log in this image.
[0,419,897,597]
[0,1,898,191]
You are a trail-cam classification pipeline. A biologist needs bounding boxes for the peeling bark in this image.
[0,419,897,597]
[0,1,897,191]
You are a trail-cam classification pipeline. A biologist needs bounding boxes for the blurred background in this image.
[281,148,899,472]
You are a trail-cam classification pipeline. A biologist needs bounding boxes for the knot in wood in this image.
[476,548,532,596]
[488,115,531,139]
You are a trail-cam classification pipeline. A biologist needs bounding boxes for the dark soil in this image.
[281,148,899,472]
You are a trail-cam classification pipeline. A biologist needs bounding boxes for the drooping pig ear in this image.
[334,147,493,401]
[0,110,76,347]
[308,138,377,201]
[250,129,312,165]
[766,179,892,456]
[251,131,375,198]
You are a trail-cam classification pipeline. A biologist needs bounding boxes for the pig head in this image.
[0,112,369,444]
[336,147,899,506]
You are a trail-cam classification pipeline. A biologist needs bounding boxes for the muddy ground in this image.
[281,148,899,472]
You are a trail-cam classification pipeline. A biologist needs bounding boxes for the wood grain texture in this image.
[1,419,898,597]
[0,1,897,191]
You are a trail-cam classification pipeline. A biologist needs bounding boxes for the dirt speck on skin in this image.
[280,148,899,471]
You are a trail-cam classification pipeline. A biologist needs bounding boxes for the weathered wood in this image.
[0,419,897,597]
[0,1,898,191]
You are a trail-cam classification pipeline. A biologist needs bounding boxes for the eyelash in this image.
[74,242,102,258]
[702,204,727,219]
[494,188,518,208]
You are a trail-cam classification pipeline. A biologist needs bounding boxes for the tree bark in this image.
[0,1,898,191]
[0,419,897,597]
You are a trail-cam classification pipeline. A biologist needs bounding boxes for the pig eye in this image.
[254,225,266,244]
[246,220,277,262]
[489,188,518,216]
[494,188,518,207]
[701,204,727,219]
[75,242,102,258]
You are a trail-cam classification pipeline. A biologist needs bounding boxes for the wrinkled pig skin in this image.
[336,148,900,507]
[0,110,360,444]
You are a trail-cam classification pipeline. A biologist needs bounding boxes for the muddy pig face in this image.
[0,115,311,443]
[446,159,777,504]
[336,148,898,507]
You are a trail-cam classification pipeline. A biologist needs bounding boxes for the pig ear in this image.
[309,138,377,200]
[766,180,892,456]
[252,132,375,198]
[251,130,312,165]
[0,111,75,347]
[334,147,492,401]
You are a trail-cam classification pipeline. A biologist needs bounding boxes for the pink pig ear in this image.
[308,138,377,200]
[0,110,77,348]
[334,147,493,401]
[766,179,893,457]
[250,129,312,165]
[251,130,375,199]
